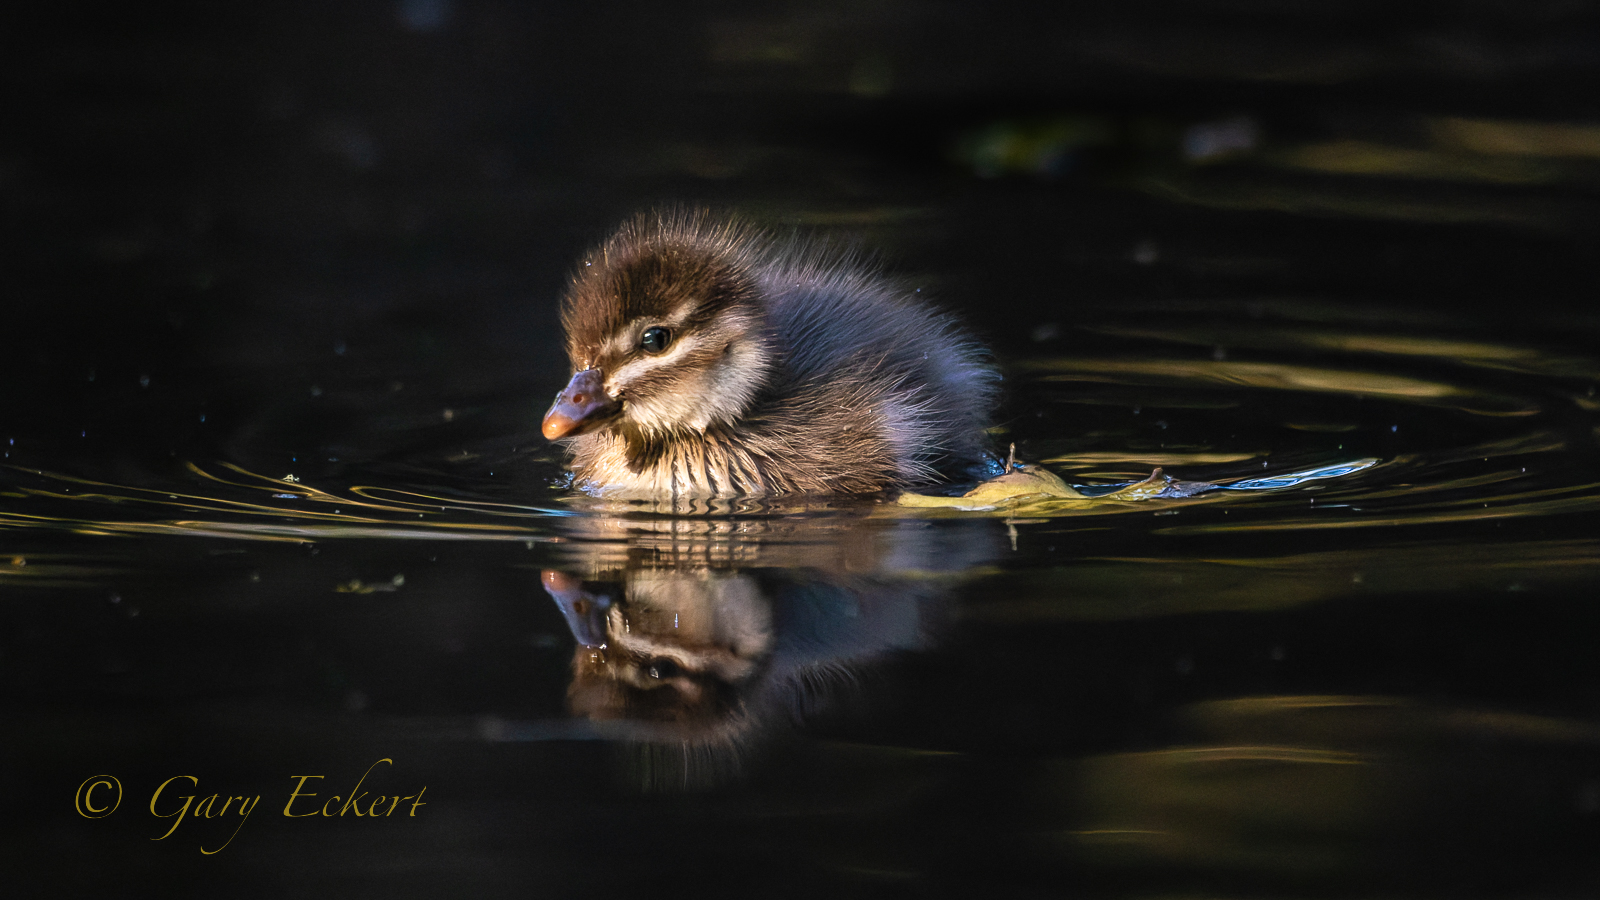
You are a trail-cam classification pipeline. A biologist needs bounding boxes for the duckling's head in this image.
[543,213,774,443]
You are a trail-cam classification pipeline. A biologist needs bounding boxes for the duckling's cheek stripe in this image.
[606,333,704,394]
[610,337,769,436]
[599,306,705,360]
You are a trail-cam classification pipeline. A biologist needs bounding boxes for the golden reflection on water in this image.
[0,553,130,588]
[1431,117,1600,159]
[1278,139,1557,184]
[1079,323,1600,380]
[0,462,558,543]
[1031,357,1453,397]
[1158,485,1600,535]
[1029,358,1539,415]
[1045,451,1263,466]
[1003,322,1600,532]
[1134,172,1570,229]
[1126,112,1600,229]
[1052,694,1600,876]
[971,539,1600,621]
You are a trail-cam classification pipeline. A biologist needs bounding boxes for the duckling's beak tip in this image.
[541,412,577,440]
[541,569,578,592]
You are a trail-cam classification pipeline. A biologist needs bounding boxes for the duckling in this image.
[542,210,1000,498]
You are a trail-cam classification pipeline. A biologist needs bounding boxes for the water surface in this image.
[8,291,1599,897]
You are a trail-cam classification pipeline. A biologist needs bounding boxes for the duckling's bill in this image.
[542,368,619,440]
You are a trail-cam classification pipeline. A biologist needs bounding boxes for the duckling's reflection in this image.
[539,501,999,782]
[545,569,772,736]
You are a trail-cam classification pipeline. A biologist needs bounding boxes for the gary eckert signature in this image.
[74,759,428,855]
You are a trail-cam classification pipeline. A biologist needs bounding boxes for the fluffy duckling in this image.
[542,210,999,498]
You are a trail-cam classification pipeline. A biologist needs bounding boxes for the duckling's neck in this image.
[566,425,776,498]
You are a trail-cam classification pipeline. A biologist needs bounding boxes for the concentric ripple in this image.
[1008,300,1600,535]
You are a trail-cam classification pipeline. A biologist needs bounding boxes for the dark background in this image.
[5,0,1599,469]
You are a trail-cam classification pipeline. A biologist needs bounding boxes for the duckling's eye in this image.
[639,326,671,354]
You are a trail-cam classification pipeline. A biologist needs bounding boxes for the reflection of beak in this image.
[542,368,618,440]
[542,570,612,648]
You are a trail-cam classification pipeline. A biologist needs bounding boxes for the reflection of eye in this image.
[640,326,671,354]
[646,658,680,679]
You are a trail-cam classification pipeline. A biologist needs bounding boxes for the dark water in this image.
[7,3,1600,898]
